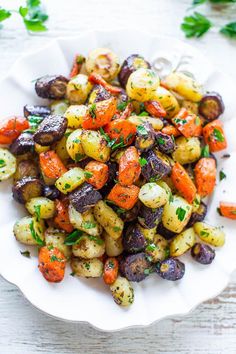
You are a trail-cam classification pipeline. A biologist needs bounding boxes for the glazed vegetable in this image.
[26,197,55,219]
[118,146,141,186]
[155,132,175,154]
[139,183,168,208]
[54,199,74,233]
[69,183,102,213]
[170,227,196,257]
[13,216,45,246]
[107,183,140,210]
[172,108,202,138]
[199,92,224,121]
[104,232,123,257]
[68,205,102,237]
[88,73,122,95]
[194,158,216,197]
[55,167,85,194]
[88,84,111,104]
[24,104,51,118]
[72,234,105,259]
[187,201,207,227]
[81,130,111,162]
[171,162,196,203]
[66,74,93,104]
[104,118,137,146]
[0,116,29,144]
[138,204,163,229]
[123,224,147,253]
[9,133,34,155]
[64,105,88,129]
[120,252,152,282]
[203,119,227,152]
[219,202,236,220]
[145,234,169,262]
[82,97,117,130]
[153,86,180,118]
[103,257,119,285]
[162,195,192,233]
[86,48,120,82]
[128,115,163,131]
[194,222,225,247]
[110,276,134,306]
[35,75,68,99]
[39,151,67,179]
[144,100,166,118]
[162,124,180,137]
[45,228,71,259]
[164,72,202,102]
[0,148,16,181]
[118,54,150,88]
[33,115,67,146]
[12,177,43,204]
[141,149,171,181]
[156,258,185,281]
[38,246,66,283]
[69,54,85,78]
[135,122,156,152]
[93,200,124,239]
[172,136,201,165]
[84,161,108,189]
[14,159,38,181]
[66,129,85,162]
[71,257,104,278]
[191,243,215,265]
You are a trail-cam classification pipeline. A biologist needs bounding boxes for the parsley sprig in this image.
[181,12,212,38]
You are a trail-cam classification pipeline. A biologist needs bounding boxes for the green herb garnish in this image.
[138,111,149,117]
[0,159,6,168]
[213,128,225,142]
[29,220,45,246]
[84,171,93,179]
[176,207,186,222]
[64,230,84,246]
[20,250,31,258]
[219,170,226,181]
[139,157,148,167]
[117,101,127,111]
[181,12,212,38]
[137,125,148,135]
[89,103,97,118]
[201,145,210,158]
[220,22,236,38]
[64,183,71,190]
[34,205,41,221]
[82,221,96,229]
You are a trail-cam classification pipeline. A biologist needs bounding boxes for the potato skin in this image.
[123,224,147,254]
[145,234,169,262]
[170,227,196,257]
[12,177,43,204]
[194,222,225,247]
[138,205,163,229]
[66,129,85,162]
[24,104,51,118]
[33,115,67,146]
[104,231,123,257]
[64,105,88,129]
[66,74,93,104]
[45,228,71,259]
[162,195,192,233]
[38,246,66,283]
[119,252,152,282]
[71,257,104,278]
[119,54,151,88]
[110,276,134,307]
[72,235,105,259]
[9,133,34,155]
[55,167,85,194]
[141,150,171,180]
[35,75,68,99]
[172,136,201,165]
[69,183,102,213]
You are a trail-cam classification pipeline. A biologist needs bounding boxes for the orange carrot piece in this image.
[54,199,74,233]
[162,124,180,137]
[103,257,119,285]
[194,158,216,197]
[84,161,109,189]
[203,119,227,152]
[0,116,29,144]
[172,108,202,138]
[144,100,166,118]
[39,151,67,179]
[119,102,133,119]
[219,202,236,220]
[118,146,141,186]
[38,246,66,283]
[104,118,136,146]
[171,162,196,203]
[88,73,122,94]
[82,97,117,130]
[69,54,85,78]
[107,183,140,210]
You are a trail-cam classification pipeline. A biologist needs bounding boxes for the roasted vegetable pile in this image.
[0,48,235,307]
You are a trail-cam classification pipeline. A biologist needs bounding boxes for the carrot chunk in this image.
[219,202,236,220]
[103,257,119,285]
[69,54,85,78]
[82,97,117,130]
[38,246,66,283]
[171,162,196,203]
[107,183,140,210]
[104,118,136,146]
[88,73,122,94]
[54,199,74,233]
[144,100,166,118]
[118,146,141,186]
[39,151,67,179]
[0,116,29,144]
[161,125,180,137]
[172,108,202,138]
[203,119,227,152]
[194,158,216,197]
[84,161,109,189]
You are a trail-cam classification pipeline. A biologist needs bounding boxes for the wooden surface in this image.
[1,0,236,353]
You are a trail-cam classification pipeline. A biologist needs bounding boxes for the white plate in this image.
[0,29,236,332]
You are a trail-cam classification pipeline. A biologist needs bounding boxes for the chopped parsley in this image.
[29,220,45,246]
[75,153,84,161]
[117,101,127,111]
[113,226,121,232]
[138,111,149,117]
[34,205,41,221]
[20,250,31,258]
[137,125,148,135]
[89,103,96,118]
[87,235,104,245]
[176,207,186,222]
[64,183,71,190]
[213,128,225,142]
[0,159,6,168]
[139,157,148,167]
[82,221,96,229]
[219,170,226,181]
[168,192,174,203]
[84,171,93,179]
[64,230,84,245]
[50,255,64,262]
[201,145,210,158]
[200,230,209,237]
[84,262,90,270]
[156,136,165,145]
[181,12,212,38]
[146,244,156,252]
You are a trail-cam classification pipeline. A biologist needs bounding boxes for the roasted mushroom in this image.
[9,133,34,155]
[199,92,224,121]
[35,75,68,99]
[12,177,43,204]
[69,183,102,213]
[24,104,51,118]
[33,115,67,146]
[119,252,152,282]
[118,54,151,88]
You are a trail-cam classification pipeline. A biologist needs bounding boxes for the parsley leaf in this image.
[0,8,11,23]
[0,159,6,168]
[220,22,236,38]
[89,103,97,118]
[181,12,212,38]
[139,157,148,167]
[19,0,48,32]
[213,128,225,142]
[201,145,210,158]
[193,0,207,4]
[64,230,84,246]
[138,111,149,117]
[34,205,41,221]
[84,171,93,179]
[20,250,31,258]
[29,220,45,246]
[219,170,226,181]
[82,221,96,229]
[87,235,104,245]
[117,101,127,111]
[176,207,186,221]
[137,125,148,135]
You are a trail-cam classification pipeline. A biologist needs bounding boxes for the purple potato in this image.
[187,202,207,227]
[69,183,102,213]
[199,92,224,121]
[33,115,67,146]
[43,185,61,200]
[135,122,156,152]
[89,84,111,103]
[113,201,141,222]
[35,75,68,99]
[155,132,175,154]
[119,252,152,282]
[123,224,147,253]
[12,177,43,204]
[156,258,185,281]
[138,205,163,229]
[191,243,215,265]
[9,133,34,155]
[24,105,51,118]
[141,150,171,180]
[156,222,177,240]
[14,160,39,181]
[118,54,151,88]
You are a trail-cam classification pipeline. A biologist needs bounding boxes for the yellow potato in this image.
[110,276,134,307]
[55,167,85,194]
[172,136,201,165]
[162,195,192,233]
[26,197,55,219]
[66,74,93,104]
[71,258,104,278]
[81,130,110,162]
[128,115,163,131]
[64,105,88,129]
[194,222,225,247]
[146,234,169,262]
[66,129,86,161]
[152,86,180,118]
[170,228,196,257]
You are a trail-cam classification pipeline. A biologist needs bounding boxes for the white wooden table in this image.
[1,0,236,353]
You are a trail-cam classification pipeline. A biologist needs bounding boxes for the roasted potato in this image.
[69,183,102,213]
[35,75,68,99]
[194,222,225,247]
[138,205,163,229]
[119,54,151,88]
[13,216,45,246]
[156,258,185,281]
[72,234,105,259]
[66,129,86,162]
[50,100,69,115]
[170,227,196,257]
[162,195,192,233]
[88,84,111,104]
[55,167,85,194]
[123,224,147,254]
[33,115,67,146]
[0,148,16,181]
[71,257,104,277]
[68,204,102,237]
[104,231,123,257]
[172,136,201,165]
[152,86,180,118]
[155,132,175,155]
[128,115,163,131]
[139,183,168,208]
[135,122,156,152]
[26,197,56,219]
[14,160,39,181]
[141,150,171,181]
[45,228,71,258]
[145,234,169,262]
[81,130,111,162]
[64,105,88,129]
[66,74,93,104]
[119,252,152,282]
[110,276,134,306]
[54,134,71,163]
[12,177,43,204]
